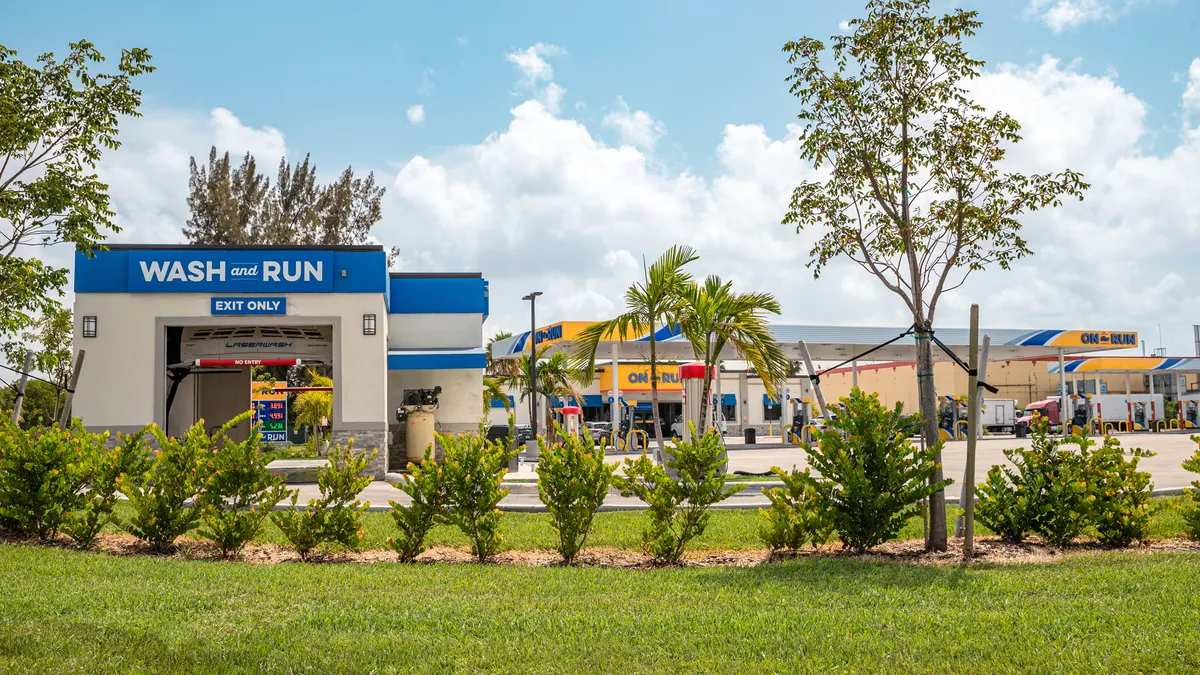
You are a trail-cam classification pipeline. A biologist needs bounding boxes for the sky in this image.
[5,0,1200,354]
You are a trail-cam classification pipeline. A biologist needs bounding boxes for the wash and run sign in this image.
[128,250,333,293]
[211,297,287,315]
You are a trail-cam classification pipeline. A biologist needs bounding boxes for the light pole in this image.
[523,291,543,440]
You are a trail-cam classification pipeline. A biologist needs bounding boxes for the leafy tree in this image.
[0,379,61,428]
[781,0,1087,550]
[16,306,73,418]
[678,276,791,433]
[184,147,396,262]
[0,41,153,358]
[293,369,332,450]
[575,245,698,454]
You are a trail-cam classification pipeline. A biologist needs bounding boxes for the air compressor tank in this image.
[406,409,436,462]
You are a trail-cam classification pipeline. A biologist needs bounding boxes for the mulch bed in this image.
[3,529,1198,568]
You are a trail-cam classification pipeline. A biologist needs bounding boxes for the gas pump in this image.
[938,395,967,440]
[1131,402,1147,431]
[1183,400,1200,429]
[559,405,582,438]
[1070,394,1093,436]
[790,397,813,445]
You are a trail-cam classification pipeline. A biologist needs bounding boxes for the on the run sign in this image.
[127,250,334,293]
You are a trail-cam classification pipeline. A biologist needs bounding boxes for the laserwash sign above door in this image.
[127,250,334,293]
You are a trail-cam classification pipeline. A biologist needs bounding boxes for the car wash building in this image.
[72,245,488,477]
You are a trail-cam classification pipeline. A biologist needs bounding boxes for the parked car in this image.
[670,413,728,438]
[584,421,612,445]
[514,425,535,443]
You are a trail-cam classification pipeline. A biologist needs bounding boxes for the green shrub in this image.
[802,389,949,554]
[614,424,740,563]
[120,419,228,552]
[62,429,152,548]
[757,467,833,553]
[441,432,515,563]
[271,441,374,560]
[197,426,290,558]
[387,446,447,562]
[536,424,614,564]
[1088,436,1155,547]
[975,419,1155,548]
[1183,439,1200,540]
[0,422,107,539]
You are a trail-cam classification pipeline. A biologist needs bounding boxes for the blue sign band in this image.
[211,297,288,315]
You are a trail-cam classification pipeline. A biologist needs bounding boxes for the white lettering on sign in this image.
[140,259,322,284]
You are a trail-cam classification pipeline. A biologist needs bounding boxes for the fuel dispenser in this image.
[1070,394,1094,436]
[938,395,968,441]
[1182,399,1200,429]
[1130,401,1147,431]
[677,362,714,443]
[559,405,582,438]
[789,397,815,445]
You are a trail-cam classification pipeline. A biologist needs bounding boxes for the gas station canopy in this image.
[1048,356,1200,374]
[492,322,1139,364]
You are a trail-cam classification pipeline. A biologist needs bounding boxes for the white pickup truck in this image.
[670,413,728,437]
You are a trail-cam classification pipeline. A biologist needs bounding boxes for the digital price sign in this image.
[251,383,289,443]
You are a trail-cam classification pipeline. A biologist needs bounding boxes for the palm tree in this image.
[573,245,698,454]
[482,375,511,415]
[486,330,517,379]
[511,346,590,441]
[678,275,792,434]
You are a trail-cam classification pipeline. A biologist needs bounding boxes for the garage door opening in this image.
[164,325,333,443]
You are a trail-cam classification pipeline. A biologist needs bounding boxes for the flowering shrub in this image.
[197,425,290,558]
[387,445,447,562]
[272,441,374,560]
[614,424,739,563]
[1183,439,1200,541]
[975,419,1155,548]
[536,424,613,564]
[120,419,227,552]
[440,432,516,563]
[802,389,949,554]
[0,422,109,540]
[757,467,833,553]
[63,429,152,548]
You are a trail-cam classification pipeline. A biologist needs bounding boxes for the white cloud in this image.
[838,20,852,31]
[1028,0,1117,31]
[603,97,667,150]
[418,68,434,96]
[541,82,567,116]
[455,37,469,46]
[70,52,1200,354]
[407,104,426,125]
[1183,58,1200,112]
[504,42,565,88]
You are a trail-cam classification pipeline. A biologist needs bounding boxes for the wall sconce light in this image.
[83,316,97,338]
[363,314,377,336]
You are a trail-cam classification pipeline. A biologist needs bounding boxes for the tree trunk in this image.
[649,337,666,456]
[916,325,948,552]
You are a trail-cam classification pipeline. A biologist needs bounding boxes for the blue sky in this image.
[6,0,1200,352]
[5,0,1197,173]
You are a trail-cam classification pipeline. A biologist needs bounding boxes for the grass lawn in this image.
[1,544,1198,674]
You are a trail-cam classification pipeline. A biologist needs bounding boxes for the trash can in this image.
[743,427,756,444]
[1014,420,1028,439]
